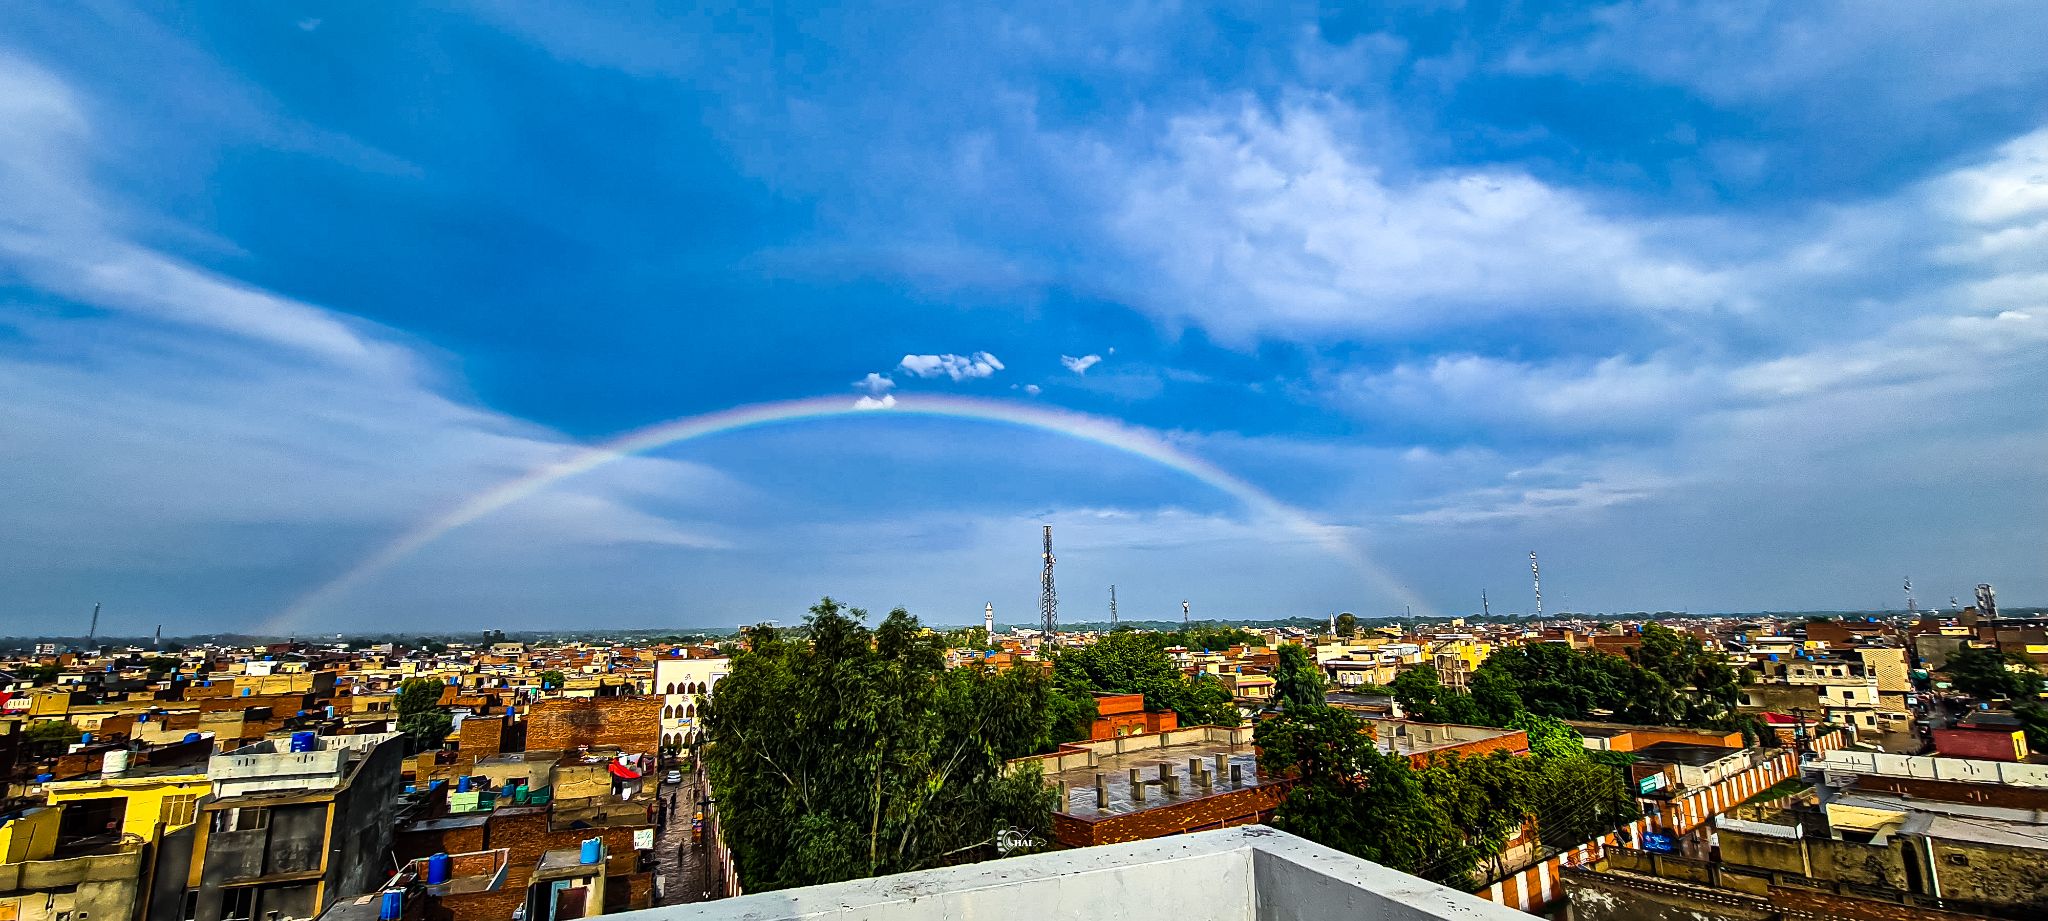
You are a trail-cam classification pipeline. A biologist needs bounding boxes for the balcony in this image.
[630,825,1524,921]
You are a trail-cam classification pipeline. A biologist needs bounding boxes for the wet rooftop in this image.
[1050,740,1266,816]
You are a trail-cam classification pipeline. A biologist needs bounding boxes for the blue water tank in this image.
[378,890,404,921]
[290,731,318,753]
[183,732,202,743]
[241,688,252,697]
[426,852,451,884]
[457,776,472,793]
[579,839,602,864]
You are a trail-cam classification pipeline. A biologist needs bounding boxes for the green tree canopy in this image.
[1942,646,2042,701]
[1051,631,1240,729]
[1334,612,1357,636]
[25,719,82,746]
[703,599,1057,892]
[395,677,451,752]
[537,669,565,691]
[1274,643,1326,709]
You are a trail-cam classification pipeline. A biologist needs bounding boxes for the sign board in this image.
[633,828,655,850]
[1637,773,1668,794]
[1640,832,1678,854]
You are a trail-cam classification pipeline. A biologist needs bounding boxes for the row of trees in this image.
[1256,654,1637,888]
[1381,624,1758,741]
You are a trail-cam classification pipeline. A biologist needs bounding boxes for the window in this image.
[222,888,257,921]
[211,807,268,833]
[162,794,199,828]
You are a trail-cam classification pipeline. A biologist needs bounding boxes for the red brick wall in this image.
[459,715,507,757]
[525,697,661,754]
[1932,727,2024,761]
[1052,782,1291,847]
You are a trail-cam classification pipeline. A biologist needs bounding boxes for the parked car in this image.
[665,769,684,784]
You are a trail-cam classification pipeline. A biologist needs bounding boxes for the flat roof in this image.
[1049,740,1267,817]
[1635,742,1748,767]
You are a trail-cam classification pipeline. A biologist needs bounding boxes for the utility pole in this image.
[1040,526,1058,641]
[1530,552,1542,620]
[1109,585,1118,628]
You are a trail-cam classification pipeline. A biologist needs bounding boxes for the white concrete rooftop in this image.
[634,825,1524,921]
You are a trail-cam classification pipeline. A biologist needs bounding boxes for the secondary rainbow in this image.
[271,394,1426,630]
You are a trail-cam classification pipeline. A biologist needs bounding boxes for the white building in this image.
[653,656,729,750]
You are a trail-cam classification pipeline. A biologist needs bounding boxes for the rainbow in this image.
[269,394,1426,631]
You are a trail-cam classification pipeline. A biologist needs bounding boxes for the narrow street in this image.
[653,762,722,905]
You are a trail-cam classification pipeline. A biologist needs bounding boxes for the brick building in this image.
[524,698,661,754]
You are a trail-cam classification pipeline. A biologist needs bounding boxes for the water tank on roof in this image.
[426,852,451,884]
[290,731,317,753]
[183,732,202,743]
[103,749,131,775]
[378,891,404,921]
[579,839,602,865]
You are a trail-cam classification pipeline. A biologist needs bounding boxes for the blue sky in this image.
[3,1,2044,635]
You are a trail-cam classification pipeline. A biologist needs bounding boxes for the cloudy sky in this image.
[3,2,2044,636]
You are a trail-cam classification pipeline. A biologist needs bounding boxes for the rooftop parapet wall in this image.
[623,825,1525,921]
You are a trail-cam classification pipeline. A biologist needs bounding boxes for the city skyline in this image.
[4,3,2045,634]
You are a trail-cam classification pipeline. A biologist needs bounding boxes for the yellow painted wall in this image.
[44,775,210,840]
[0,806,62,862]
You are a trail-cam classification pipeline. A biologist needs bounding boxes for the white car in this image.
[664,769,684,785]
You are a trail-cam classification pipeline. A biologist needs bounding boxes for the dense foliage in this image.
[395,676,452,752]
[1255,700,1636,887]
[703,599,1057,892]
[1274,643,1327,709]
[1941,646,2042,701]
[1049,631,1241,735]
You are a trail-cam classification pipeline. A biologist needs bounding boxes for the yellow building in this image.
[0,806,62,862]
[43,768,210,841]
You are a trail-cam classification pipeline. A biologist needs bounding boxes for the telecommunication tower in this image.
[1530,552,1543,619]
[1903,576,1916,613]
[1182,600,1190,629]
[1040,526,1058,639]
[1976,583,1998,619]
[88,602,101,642]
[1109,585,1118,627]
[1482,590,1490,618]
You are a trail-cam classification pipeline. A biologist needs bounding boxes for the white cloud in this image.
[897,351,1005,381]
[853,393,898,409]
[1024,384,1042,395]
[1107,102,1731,340]
[1060,353,1102,374]
[854,371,895,395]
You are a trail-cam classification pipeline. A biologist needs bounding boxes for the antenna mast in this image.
[1182,600,1190,629]
[1109,585,1118,627]
[1040,526,1058,640]
[1903,576,1916,613]
[1482,590,1490,618]
[1529,552,1542,619]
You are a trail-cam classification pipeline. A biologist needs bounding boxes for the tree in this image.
[1334,612,1358,637]
[1274,644,1326,709]
[1942,646,2041,701]
[703,599,1056,892]
[537,669,566,691]
[1508,711,1585,761]
[1052,631,1241,728]
[395,677,451,752]
[25,719,82,747]
[1532,755,1638,849]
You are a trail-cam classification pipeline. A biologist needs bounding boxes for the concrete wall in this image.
[1822,750,2048,787]
[621,826,1522,921]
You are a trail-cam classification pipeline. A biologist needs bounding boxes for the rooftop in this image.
[1634,741,1749,767]
[1051,739,1265,816]
[632,825,1523,921]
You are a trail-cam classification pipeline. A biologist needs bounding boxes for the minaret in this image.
[984,602,995,639]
